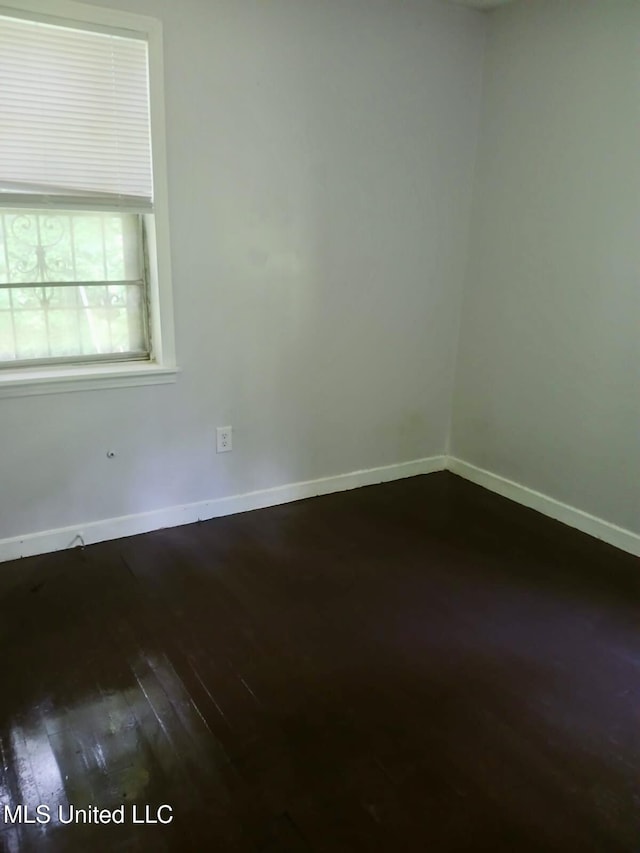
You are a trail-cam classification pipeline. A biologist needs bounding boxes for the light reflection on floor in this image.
[1,653,218,845]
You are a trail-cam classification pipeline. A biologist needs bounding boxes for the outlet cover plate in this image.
[216,426,232,453]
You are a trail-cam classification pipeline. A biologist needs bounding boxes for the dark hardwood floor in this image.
[0,472,638,852]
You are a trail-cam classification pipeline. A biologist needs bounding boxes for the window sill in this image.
[0,361,179,398]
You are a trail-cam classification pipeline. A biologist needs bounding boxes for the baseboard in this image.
[447,457,640,558]
[5,454,637,564]
[0,455,446,564]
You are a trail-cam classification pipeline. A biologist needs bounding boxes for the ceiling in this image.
[445,0,514,9]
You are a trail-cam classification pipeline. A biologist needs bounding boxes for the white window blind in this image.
[0,13,153,210]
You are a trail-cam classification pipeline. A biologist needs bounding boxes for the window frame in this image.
[0,0,177,398]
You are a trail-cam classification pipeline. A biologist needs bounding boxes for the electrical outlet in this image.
[216,426,232,453]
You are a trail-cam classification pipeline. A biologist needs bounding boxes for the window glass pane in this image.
[14,306,47,360]
[0,283,147,362]
[0,210,141,285]
[0,208,148,365]
[0,313,15,360]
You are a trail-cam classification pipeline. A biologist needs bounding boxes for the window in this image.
[0,1,176,395]
[0,210,149,365]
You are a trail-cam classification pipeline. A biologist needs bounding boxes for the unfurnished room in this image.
[0,0,638,850]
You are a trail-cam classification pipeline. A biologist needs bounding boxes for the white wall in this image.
[451,0,640,535]
[0,0,486,545]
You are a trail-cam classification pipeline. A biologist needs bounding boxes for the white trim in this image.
[0,0,160,37]
[145,21,176,371]
[447,457,640,558]
[3,453,637,564]
[0,456,446,563]
[0,193,153,213]
[0,362,178,397]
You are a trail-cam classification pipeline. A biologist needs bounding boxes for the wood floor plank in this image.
[0,472,638,851]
